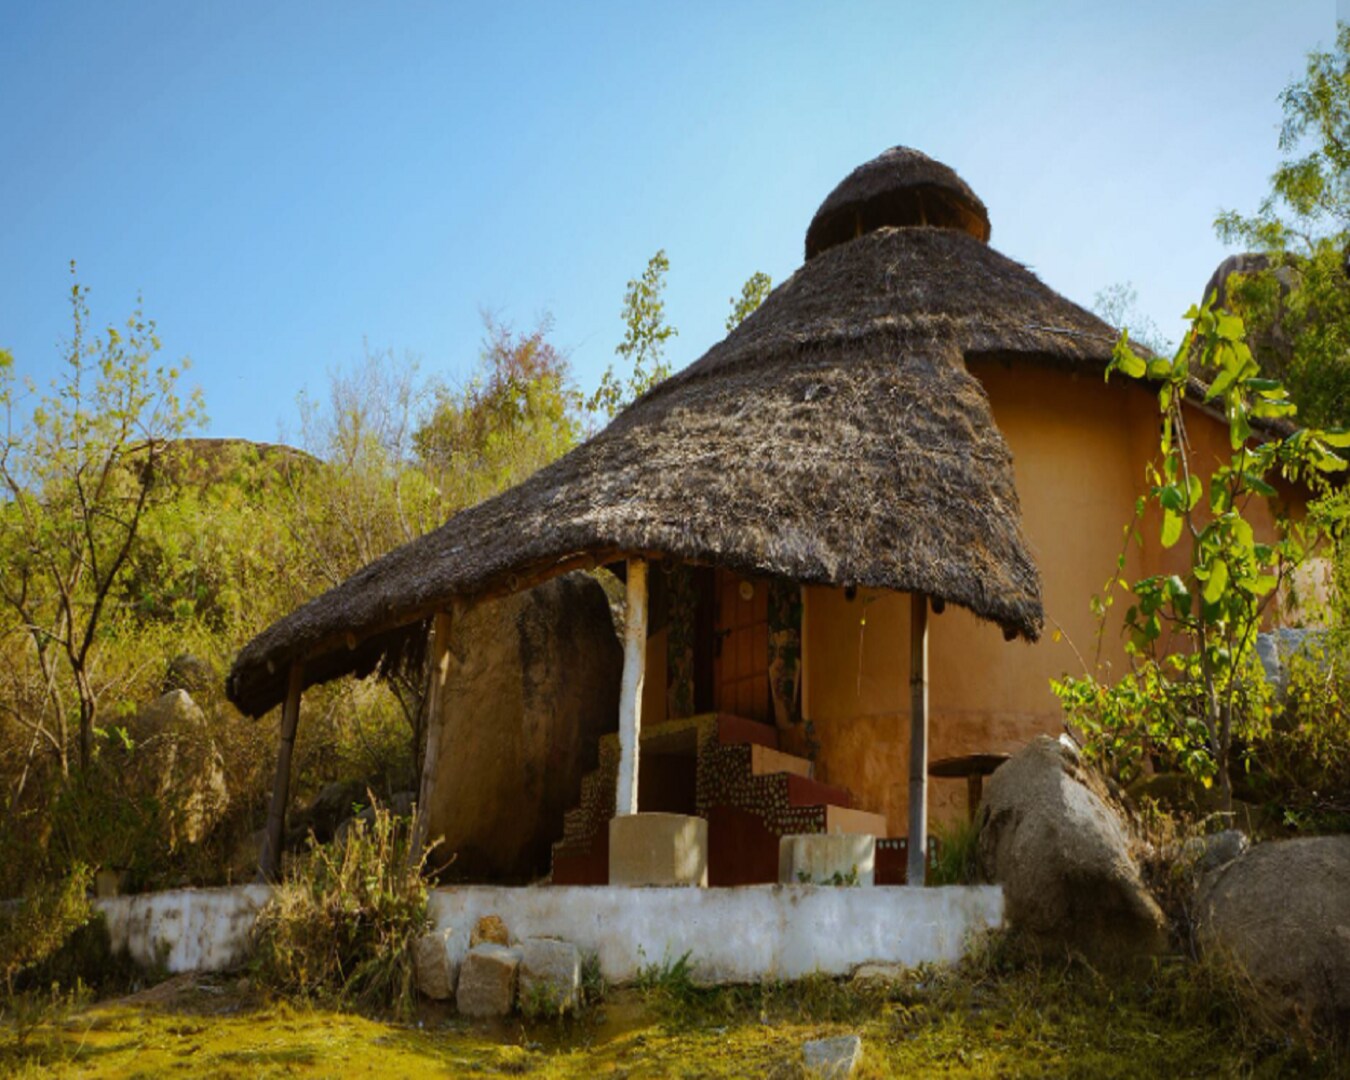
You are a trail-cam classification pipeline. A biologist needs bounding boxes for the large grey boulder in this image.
[424,572,622,882]
[1197,835,1350,1034]
[128,690,229,847]
[977,735,1167,960]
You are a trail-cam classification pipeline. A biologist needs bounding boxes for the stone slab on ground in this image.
[779,834,875,886]
[413,928,456,1000]
[518,937,581,1015]
[456,943,521,1017]
[802,1034,862,1077]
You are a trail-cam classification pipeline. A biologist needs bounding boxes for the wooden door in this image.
[713,569,770,722]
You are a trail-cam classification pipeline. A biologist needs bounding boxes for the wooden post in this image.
[615,558,648,817]
[907,593,929,886]
[410,608,455,866]
[258,662,304,882]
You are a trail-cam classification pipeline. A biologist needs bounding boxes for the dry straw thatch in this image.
[806,145,992,256]
[228,147,1124,718]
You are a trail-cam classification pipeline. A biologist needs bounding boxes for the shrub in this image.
[1248,639,1350,833]
[0,865,93,996]
[929,815,981,886]
[251,798,429,1016]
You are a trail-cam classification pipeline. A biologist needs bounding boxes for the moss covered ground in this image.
[1,957,1344,1079]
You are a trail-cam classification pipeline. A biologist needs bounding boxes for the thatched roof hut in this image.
[227,146,1124,720]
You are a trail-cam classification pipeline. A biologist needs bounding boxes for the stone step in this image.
[823,805,888,837]
[750,743,813,780]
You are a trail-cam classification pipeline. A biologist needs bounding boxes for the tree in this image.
[415,314,581,506]
[284,344,440,591]
[0,266,204,776]
[726,271,772,332]
[1214,24,1350,426]
[1090,281,1172,355]
[1054,301,1348,808]
[588,250,678,420]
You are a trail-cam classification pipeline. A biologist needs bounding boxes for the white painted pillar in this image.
[907,592,930,886]
[615,558,649,817]
[410,607,454,865]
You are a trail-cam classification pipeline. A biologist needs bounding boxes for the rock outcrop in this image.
[1197,835,1350,1034]
[128,690,229,847]
[977,735,1167,960]
[425,572,622,882]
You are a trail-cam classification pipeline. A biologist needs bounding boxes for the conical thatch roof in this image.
[806,146,991,257]
[227,148,1121,718]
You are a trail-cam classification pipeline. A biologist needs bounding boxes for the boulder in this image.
[413,928,457,1000]
[470,915,510,949]
[977,735,1167,960]
[162,653,217,696]
[287,779,369,847]
[331,791,414,847]
[425,572,623,882]
[1197,835,1350,1034]
[1255,627,1325,697]
[518,937,581,1015]
[128,690,229,847]
[456,943,521,1018]
[1181,829,1249,882]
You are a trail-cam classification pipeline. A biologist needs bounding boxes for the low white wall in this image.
[92,883,1004,983]
[97,885,270,973]
[428,885,1004,984]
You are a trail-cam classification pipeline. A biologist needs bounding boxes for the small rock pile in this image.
[414,914,584,1018]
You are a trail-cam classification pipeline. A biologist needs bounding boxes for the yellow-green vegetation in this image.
[252,802,429,1015]
[2,946,1342,1079]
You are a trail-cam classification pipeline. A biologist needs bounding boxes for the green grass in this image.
[1,948,1343,1078]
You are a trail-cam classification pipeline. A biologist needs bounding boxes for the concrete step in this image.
[750,743,813,780]
[784,772,852,810]
[823,805,888,837]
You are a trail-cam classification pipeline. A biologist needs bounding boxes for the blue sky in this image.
[0,1,1339,443]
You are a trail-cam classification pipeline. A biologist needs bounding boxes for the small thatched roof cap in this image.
[227,148,1126,718]
[805,146,991,258]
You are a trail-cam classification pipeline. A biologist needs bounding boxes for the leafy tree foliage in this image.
[726,271,772,332]
[0,267,204,775]
[1055,302,1348,807]
[588,250,678,419]
[415,315,581,507]
[285,346,440,591]
[1215,24,1350,426]
[1090,281,1172,356]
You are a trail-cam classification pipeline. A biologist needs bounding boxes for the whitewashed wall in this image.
[95,883,1004,982]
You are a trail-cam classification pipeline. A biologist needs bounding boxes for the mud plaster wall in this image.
[803,365,1303,834]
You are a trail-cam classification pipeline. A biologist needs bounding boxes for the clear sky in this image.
[0,1,1340,443]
